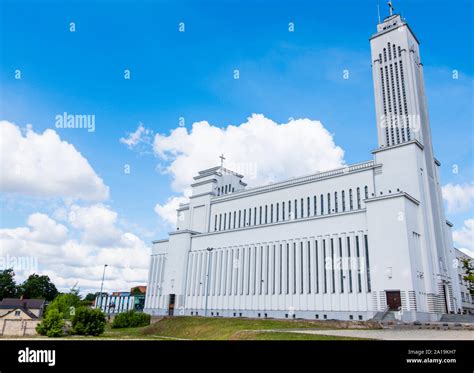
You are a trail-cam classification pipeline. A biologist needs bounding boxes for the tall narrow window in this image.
[276,203,279,222]
[301,198,304,218]
[293,242,297,294]
[339,237,344,293]
[357,187,361,209]
[307,241,311,294]
[254,207,257,225]
[265,205,268,224]
[347,236,353,293]
[364,235,371,292]
[307,197,310,217]
[342,190,346,212]
[349,189,353,210]
[270,204,273,223]
[247,247,251,295]
[223,213,226,230]
[238,211,241,228]
[364,186,369,199]
[335,192,338,213]
[314,196,317,216]
[323,240,327,293]
[259,206,262,225]
[286,244,290,294]
[331,238,335,293]
[356,236,362,293]
[327,193,331,214]
[243,209,247,227]
[279,244,283,294]
[315,240,319,293]
[298,242,303,294]
[214,215,217,231]
[288,200,292,220]
[282,202,285,221]
[228,212,231,230]
[219,214,222,231]
[294,199,297,220]
[248,208,252,226]
[272,245,276,294]
[320,195,324,215]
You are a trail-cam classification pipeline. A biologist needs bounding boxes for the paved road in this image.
[287,329,474,340]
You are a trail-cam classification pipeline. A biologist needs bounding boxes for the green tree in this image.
[19,274,58,301]
[461,258,474,295]
[72,307,106,336]
[0,268,17,300]
[84,293,97,302]
[36,308,64,337]
[46,291,82,320]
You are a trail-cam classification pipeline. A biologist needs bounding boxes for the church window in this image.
[238,211,241,228]
[300,242,304,294]
[259,206,262,224]
[364,186,369,199]
[364,235,371,292]
[349,189,354,210]
[223,213,226,230]
[270,204,274,223]
[339,237,344,293]
[307,241,311,294]
[301,198,304,218]
[323,240,327,293]
[331,238,335,293]
[356,236,362,293]
[288,200,292,219]
[276,203,279,222]
[219,214,222,231]
[320,194,324,215]
[214,215,217,231]
[293,242,297,294]
[335,191,338,213]
[282,202,285,221]
[357,187,361,209]
[233,211,236,229]
[265,205,268,224]
[342,190,346,211]
[286,243,290,294]
[315,240,319,293]
[314,196,317,216]
[225,185,228,194]
[279,244,283,294]
[327,193,331,214]
[307,197,310,217]
[294,199,297,219]
[347,237,353,293]
[243,209,246,226]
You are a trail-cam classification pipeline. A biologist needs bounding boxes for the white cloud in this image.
[0,206,150,294]
[442,183,474,214]
[0,120,109,201]
[68,204,121,246]
[120,123,153,151]
[453,219,474,253]
[153,114,345,192]
[154,194,190,226]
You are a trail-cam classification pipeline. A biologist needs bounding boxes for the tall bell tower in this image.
[369,3,461,314]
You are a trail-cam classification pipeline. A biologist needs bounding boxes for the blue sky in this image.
[0,0,472,291]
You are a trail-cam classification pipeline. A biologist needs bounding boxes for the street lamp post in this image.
[204,247,214,317]
[99,264,108,311]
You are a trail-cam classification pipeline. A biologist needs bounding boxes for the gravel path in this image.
[286,329,474,340]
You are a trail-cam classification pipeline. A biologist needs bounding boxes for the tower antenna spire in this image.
[388,0,395,16]
[377,4,381,23]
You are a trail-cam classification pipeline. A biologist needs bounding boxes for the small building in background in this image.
[94,286,146,314]
[0,298,45,319]
[454,249,474,315]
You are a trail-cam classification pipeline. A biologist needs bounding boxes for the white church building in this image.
[144,9,462,322]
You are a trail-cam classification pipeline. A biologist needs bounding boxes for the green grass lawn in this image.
[111,316,377,340]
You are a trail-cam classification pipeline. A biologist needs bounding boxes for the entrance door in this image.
[386,290,401,310]
[168,294,176,316]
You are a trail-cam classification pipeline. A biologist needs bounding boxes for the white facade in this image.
[144,11,461,322]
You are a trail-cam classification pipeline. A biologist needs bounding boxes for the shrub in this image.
[112,310,150,328]
[72,307,106,336]
[36,308,65,337]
